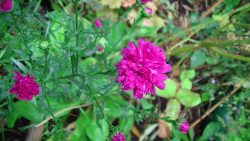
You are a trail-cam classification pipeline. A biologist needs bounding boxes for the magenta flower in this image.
[0,0,13,13]
[141,0,151,4]
[145,7,153,15]
[97,46,103,52]
[9,71,40,101]
[116,39,172,99]
[94,18,102,28]
[112,132,125,141]
[179,121,190,134]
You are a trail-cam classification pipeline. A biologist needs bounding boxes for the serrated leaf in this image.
[176,89,201,107]
[181,79,192,90]
[180,70,195,81]
[165,99,181,120]
[156,79,177,98]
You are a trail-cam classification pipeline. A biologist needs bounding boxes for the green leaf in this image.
[197,122,220,141]
[14,101,45,122]
[176,89,201,107]
[190,50,206,68]
[156,79,177,98]
[135,27,158,37]
[119,110,134,133]
[165,99,181,120]
[6,110,19,128]
[180,70,196,81]
[181,79,192,90]
[201,93,211,102]
[69,112,87,141]
[11,58,29,73]
[105,22,126,47]
[140,99,153,110]
[6,101,45,127]
[99,119,109,141]
[86,121,104,141]
[0,48,7,59]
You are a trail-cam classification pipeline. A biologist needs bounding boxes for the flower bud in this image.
[179,121,190,134]
[94,18,102,28]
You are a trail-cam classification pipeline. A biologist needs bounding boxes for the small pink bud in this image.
[145,7,152,15]
[94,18,102,28]
[141,0,151,4]
[0,0,13,13]
[179,121,190,134]
[112,132,125,141]
[97,46,103,52]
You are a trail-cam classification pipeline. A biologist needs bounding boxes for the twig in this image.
[35,103,89,127]
[25,125,44,141]
[190,84,241,128]
[132,125,141,139]
[200,0,224,19]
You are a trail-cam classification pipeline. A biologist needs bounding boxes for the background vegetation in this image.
[0,0,250,140]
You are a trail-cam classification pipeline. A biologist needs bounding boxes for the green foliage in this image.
[180,70,196,81]
[165,99,181,120]
[0,0,249,140]
[176,89,201,107]
[156,79,177,98]
[197,122,220,141]
[190,50,207,68]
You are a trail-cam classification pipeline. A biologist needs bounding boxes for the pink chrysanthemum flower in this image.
[9,71,40,101]
[0,0,13,13]
[179,121,190,134]
[112,132,125,141]
[141,0,151,4]
[94,18,102,28]
[116,39,172,99]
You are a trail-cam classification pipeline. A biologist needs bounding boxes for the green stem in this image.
[71,1,80,74]
[43,50,49,78]
[211,47,250,62]
[75,1,79,73]
[10,12,34,70]
[170,39,250,56]
[170,39,250,62]
[42,50,54,119]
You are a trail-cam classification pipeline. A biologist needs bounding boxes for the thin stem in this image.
[74,1,79,73]
[211,47,250,62]
[35,103,90,127]
[169,39,250,63]
[10,12,34,69]
[190,84,241,128]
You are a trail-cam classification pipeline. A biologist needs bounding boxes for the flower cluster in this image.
[9,71,40,101]
[116,39,171,99]
[112,132,125,141]
[0,0,13,13]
